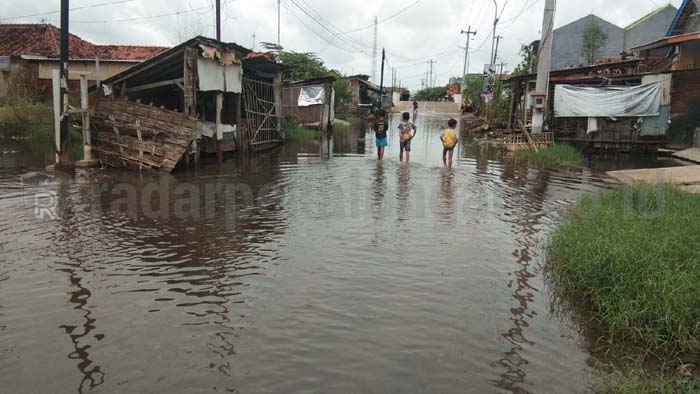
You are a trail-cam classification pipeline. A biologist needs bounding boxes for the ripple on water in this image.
[0,129,627,393]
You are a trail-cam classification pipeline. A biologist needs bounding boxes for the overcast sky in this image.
[0,0,682,91]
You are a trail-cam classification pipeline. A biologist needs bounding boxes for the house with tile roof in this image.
[0,23,167,100]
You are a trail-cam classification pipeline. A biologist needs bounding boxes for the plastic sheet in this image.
[298,86,325,107]
[554,82,661,117]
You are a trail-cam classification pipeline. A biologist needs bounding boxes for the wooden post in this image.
[216,93,223,163]
[183,48,197,116]
[507,81,517,130]
[95,54,101,92]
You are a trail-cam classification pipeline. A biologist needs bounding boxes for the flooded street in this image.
[0,108,677,393]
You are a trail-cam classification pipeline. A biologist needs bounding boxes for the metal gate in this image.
[241,77,283,151]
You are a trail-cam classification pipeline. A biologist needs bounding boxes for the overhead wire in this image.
[0,0,136,21]
[339,0,423,34]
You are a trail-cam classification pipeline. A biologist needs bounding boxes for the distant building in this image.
[0,24,167,100]
[549,6,677,70]
[448,76,463,86]
[551,14,624,69]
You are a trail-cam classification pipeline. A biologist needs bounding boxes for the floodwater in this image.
[0,109,680,394]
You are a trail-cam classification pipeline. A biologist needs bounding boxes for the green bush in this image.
[548,184,700,356]
[282,113,301,129]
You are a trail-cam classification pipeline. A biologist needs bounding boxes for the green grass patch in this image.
[549,184,700,392]
[284,126,318,142]
[598,371,699,394]
[0,103,83,161]
[549,184,700,356]
[516,144,584,168]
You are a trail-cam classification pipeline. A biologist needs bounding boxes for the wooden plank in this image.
[125,78,184,94]
[183,47,197,117]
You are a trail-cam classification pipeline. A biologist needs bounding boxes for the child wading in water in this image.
[374,110,388,160]
[398,112,417,163]
[440,118,458,169]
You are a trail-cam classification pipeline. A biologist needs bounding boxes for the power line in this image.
[65,0,238,24]
[0,0,136,21]
[339,0,423,34]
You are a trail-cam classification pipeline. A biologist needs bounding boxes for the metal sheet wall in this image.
[640,74,672,136]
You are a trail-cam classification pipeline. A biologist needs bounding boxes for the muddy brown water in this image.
[0,111,681,393]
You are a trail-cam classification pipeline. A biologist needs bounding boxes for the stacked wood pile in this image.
[92,98,198,173]
[460,115,488,134]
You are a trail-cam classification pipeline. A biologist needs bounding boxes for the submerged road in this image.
[0,110,675,393]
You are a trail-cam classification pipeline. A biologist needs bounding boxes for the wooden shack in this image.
[345,74,379,115]
[91,36,288,172]
[281,76,336,132]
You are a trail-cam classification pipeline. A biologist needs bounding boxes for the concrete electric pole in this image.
[277,0,281,46]
[59,0,69,165]
[489,0,499,66]
[531,0,555,133]
[427,59,436,88]
[493,35,503,64]
[460,27,476,77]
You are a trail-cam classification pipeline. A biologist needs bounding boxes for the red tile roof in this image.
[95,45,168,61]
[0,24,167,61]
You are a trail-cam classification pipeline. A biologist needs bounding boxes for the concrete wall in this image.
[551,14,625,70]
[37,60,139,81]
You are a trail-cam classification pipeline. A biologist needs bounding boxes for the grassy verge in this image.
[598,371,699,394]
[516,144,584,168]
[548,184,700,392]
[0,103,83,161]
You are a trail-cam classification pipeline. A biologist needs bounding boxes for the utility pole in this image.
[496,62,507,99]
[277,0,281,46]
[427,59,436,88]
[489,0,499,66]
[532,0,555,133]
[493,35,503,64]
[379,49,386,105]
[215,0,221,40]
[59,0,69,165]
[460,27,476,77]
[371,16,378,81]
[252,33,256,51]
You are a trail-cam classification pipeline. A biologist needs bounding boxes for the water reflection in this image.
[53,181,105,393]
[495,162,552,394]
[0,112,680,394]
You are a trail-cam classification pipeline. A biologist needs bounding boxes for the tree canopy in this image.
[580,20,608,65]
[512,44,537,76]
[414,87,446,101]
[276,51,329,81]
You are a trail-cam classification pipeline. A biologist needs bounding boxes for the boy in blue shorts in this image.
[374,110,388,160]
